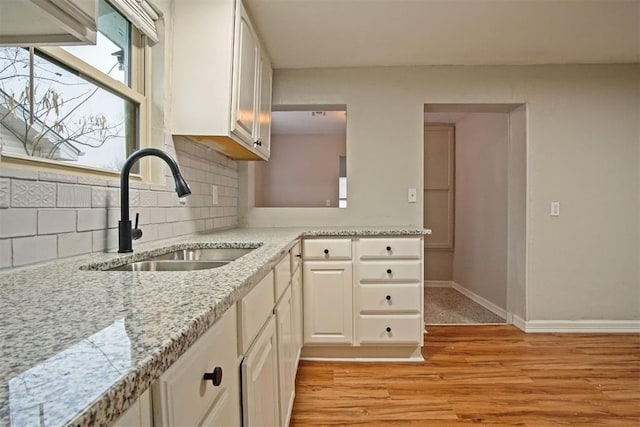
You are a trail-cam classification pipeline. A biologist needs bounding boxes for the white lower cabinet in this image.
[303,260,353,345]
[302,236,424,360]
[152,304,241,427]
[112,389,152,427]
[241,315,280,427]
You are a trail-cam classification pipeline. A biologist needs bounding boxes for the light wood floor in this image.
[290,325,640,426]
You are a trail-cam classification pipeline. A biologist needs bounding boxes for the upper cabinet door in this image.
[0,0,97,46]
[255,54,272,158]
[231,2,259,146]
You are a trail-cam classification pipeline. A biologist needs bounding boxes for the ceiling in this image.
[245,0,640,69]
[272,110,347,135]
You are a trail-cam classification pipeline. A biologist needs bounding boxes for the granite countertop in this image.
[0,226,429,427]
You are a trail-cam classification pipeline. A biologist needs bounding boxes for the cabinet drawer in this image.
[152,305,239,427]
[358,261,422,282]
[239,271,274,354]
[357,314,422,345]
[358,284,421,313]
[274,253,291,302]
[358,238,422,260]
[303,239,352,260]
[290,240,302,273]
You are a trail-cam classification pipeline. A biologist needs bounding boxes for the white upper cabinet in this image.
[0,0,97,46]
[172,0,272,161]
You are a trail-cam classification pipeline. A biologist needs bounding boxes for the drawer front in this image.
[274,253,291,302]
[357,314,422,345]
[153,305,239,427]
[358,260,422,282]
[290,240,302,273]
[358,238,422,260]
[358,284,421,313]
[239,271,275,354]
[303,239,352,260]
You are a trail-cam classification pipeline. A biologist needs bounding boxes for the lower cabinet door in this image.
[242,315,280,427]
[152,305,240,427]
[276,286,295,426]
[303,261,353,345]
[291,267,303,360]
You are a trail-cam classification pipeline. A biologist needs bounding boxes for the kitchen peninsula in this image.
[0,226,429,426]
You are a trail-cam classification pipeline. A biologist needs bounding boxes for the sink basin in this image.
[147,248,254,262]
[107,260,229,272]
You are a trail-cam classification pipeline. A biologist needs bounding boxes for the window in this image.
[0,0,147,174]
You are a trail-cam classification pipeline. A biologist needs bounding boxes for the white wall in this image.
[255,133,345,207]
[240,64,640,321]
[453,113,509,310]
[508,106,527,319]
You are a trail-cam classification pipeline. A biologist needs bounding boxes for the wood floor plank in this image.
[290,325,640,426]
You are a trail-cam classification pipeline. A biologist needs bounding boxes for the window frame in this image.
[0,23,150,180]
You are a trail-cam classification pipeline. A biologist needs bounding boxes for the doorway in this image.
[423,104,526,326]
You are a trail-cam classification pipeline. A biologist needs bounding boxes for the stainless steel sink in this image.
[147,248,254,262]
[107,260,229,272]
[103,247,255,271]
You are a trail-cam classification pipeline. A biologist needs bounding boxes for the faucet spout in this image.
[118,148,191,253]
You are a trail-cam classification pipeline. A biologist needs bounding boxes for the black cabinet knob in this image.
[296,253,302,258]
[203,366,223,386]
[386,269,392,274]
[386,327,391,333]
[386,246,391,251]
[324,249,329,255]
[385,295,391,301]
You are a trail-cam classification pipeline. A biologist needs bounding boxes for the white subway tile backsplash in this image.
[157,192,178,207]
[0,138,239,267]
[57,184,91,208]
[0,178,9,208]
[12,180,56,207]
[0,239,11,268]
[58,232,92,258]
[77,209,107,231]
[0,209,37,237]
[38,209,76,234]
[149,208,166,224]
[92,228,118,252]
[39,172,78,184]
[13,235,57,266]
[0,167,38,180]
[139,190,158,207]
[78,176,109,187]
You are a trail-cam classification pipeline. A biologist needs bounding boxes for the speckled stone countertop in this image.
[0,226,429,427]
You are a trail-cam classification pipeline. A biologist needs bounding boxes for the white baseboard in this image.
[424,280,453,288]
[451,282,507,320]
[523,320,640,333]
[509,314,527,331]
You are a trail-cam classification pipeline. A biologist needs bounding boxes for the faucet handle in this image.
[131,212,143,240]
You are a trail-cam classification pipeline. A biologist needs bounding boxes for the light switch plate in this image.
[408,188,417,203]
[551,201,560,216]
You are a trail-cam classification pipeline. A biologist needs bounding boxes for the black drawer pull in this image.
[203,366,223,386]
[386,327,392,333]
[386,269,392,274]
[386,246,392,251]
[385,295,391,301]
[323,249,329,255]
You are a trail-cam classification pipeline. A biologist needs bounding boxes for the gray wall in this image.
[240,64,640,322]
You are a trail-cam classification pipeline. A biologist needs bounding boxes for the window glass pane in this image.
[0,47,137,172]
[62,0,131,86]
